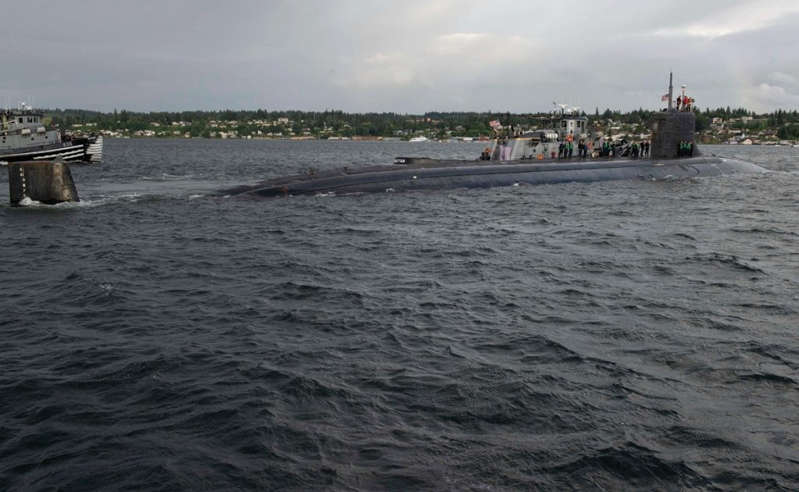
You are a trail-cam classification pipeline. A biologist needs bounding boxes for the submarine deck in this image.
[223,155,766,198]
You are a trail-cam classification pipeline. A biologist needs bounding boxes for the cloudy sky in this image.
[2,0,798,113]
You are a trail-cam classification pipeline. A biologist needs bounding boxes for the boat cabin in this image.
[1,105,61,152]
[1,108,46,135]
[524,129,559,143]
[559,116,588,140]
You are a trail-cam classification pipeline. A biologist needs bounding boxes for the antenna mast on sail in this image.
[668,72,674,111]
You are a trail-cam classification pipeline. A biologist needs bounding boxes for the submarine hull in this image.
[233,157,767,198]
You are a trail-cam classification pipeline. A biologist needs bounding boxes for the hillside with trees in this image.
[39,107,799,144]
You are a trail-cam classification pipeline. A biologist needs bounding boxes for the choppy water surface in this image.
[1,140,798,490]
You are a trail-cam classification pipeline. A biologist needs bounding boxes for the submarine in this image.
[223,76,766,198]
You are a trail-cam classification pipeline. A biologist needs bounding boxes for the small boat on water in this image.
[408,136,429,142]
[0,103,103,165]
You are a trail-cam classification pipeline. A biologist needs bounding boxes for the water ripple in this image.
[1,141,797,490]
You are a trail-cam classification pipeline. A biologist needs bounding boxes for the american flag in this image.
[661,94,670,102]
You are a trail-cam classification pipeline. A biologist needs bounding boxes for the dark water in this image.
[1,139,798,490]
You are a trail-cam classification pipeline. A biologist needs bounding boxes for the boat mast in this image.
[668,72,674,111]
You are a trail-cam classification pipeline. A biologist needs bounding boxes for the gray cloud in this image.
[2,0,797,112]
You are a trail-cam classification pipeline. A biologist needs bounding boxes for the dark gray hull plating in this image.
[231,157,766,198]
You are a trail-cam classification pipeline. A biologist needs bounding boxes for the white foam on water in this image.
[141,173,196,181]
[18,196,41,207]
[46,189,213,208]
[44,193,145,209]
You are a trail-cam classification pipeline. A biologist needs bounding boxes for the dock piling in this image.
[8,161,79,205]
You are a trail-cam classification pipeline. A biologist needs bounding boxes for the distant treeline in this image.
[40,107,799,139]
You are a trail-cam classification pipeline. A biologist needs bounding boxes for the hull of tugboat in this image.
[225,156,766,198]
[0,136,103,165]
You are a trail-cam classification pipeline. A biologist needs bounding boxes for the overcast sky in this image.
[2,0,798,113]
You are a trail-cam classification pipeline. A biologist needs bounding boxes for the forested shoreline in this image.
[36,107,799,143]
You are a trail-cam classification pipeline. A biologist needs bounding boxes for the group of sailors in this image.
[678,140,694,157]
[676,95,694,112]
[628,141,650,158]
[557,140,571,158]
[484,137,655,161]
[560,139,650,159]
[556,135,593,159]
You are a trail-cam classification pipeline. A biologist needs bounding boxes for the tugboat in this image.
[222,74,766,198]
[0,103,103,165]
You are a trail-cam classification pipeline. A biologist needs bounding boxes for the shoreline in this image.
[95,136,799,146]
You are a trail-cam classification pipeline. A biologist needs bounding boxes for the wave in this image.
[685,253,766,274]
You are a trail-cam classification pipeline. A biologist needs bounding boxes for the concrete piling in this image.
[8,161,79,205]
